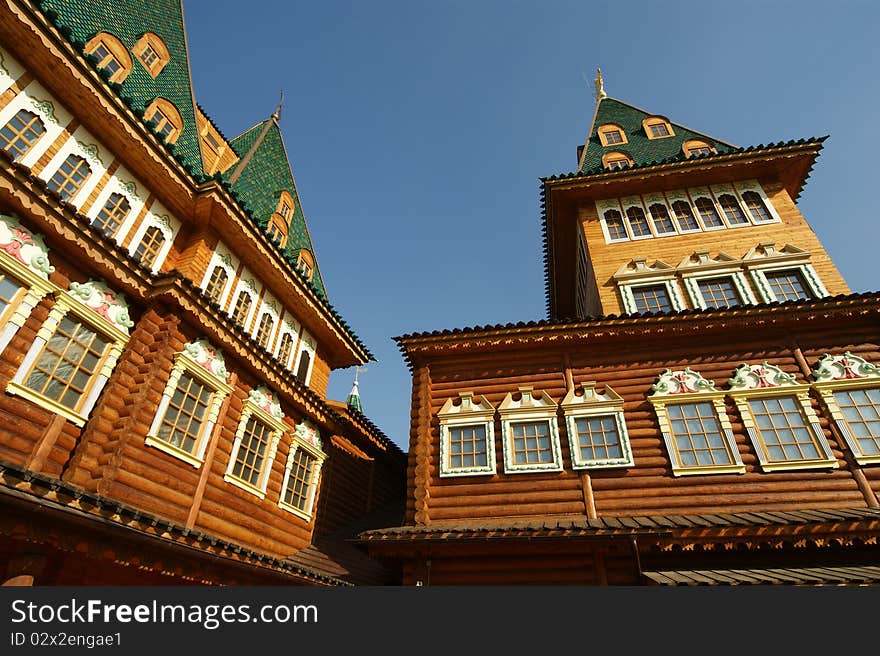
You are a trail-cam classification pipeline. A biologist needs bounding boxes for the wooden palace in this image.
[360,72,880,585]
[0,0,406,585]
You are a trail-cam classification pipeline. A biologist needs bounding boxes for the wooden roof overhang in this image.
[394,292,880,371]
[359,508,880,559]
[0,156,401,453]
[0,460,349,586]
[0,0,371,367]
[542,139,826,319]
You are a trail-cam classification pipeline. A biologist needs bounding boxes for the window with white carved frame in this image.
[677,250,757,311]
[727,362,837,472]
[562,382,633,469]
[499,387,563,473]
[744,244,827,304]
[92,193,130,237]
[811,353,880,466]
[438,392,497,477]
[145,340,233,467]
[648,368,745,476]
[279,420,327,519]
[7,280,132,427]
[614,258,685,315]
[0,109,46,161]
[47,154,91,202]
[224,387,287,498]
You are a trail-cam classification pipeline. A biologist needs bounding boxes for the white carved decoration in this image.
[0,214,54,278]
[294,418,322,449]
[650,368,716,396]
[68,280,133,333]
[249,386,284,420]
[182,339,228,380]
[812,352,880,382]
[728,362,798,390]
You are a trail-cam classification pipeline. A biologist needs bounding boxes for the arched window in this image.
[134,226,166,268]
[0,110,46,161]
[597,124,627,147]
[694,197,723,228]
[672,200,700,231]
[295,349,311,384]
[204,265,229,305]
[649,203,675,234]
[643,116,674,139]
[144,98,182,144]
[603,209,627,240]
[255,312,274,349]
[602,151,633,171]
[625,206,651,237]
[277,333,294,366]
[132,32,170,78]
[84,32,132,83]
[266,217,288,247]
[718,194,748,225]
[92,193,130,236]
[296,249,314,281]
[47,154,91,201]
[230,291,252,328]
[742,191,773,223]
[683,139,715,158]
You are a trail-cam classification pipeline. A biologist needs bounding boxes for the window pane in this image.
[0,110,46,161]
[604,209,627,240]
[575,415,622,461]
[447,424,488,470]
[742,191,772,222]
[632,284,671,313]
[649,204,675,234]
[667,402,733,467]
[672,201,700,231]
[748,396,823,462]
[833,388,880,456]
[283,447,316,511]
[0,272,23,317]
[509,421,553,465]
[764,269,813,302]
[231,416,270,486]
[626,206,651,237]
[697,277,742,309]
[718,194,749,225]
[694,197,723,228]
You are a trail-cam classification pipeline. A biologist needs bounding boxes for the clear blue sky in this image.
[182,0,880,450]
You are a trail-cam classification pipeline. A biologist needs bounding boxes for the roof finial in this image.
[594,68,606,102]
[271,91,283,123]
[347,365,367,413]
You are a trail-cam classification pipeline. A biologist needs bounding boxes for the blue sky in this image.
[182,0,880,449]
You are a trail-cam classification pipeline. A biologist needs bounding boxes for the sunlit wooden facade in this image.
[362,75,880,585]
[0,0,405,586]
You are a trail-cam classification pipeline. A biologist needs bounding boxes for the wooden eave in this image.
[395,293,880,370]
[0,0,369,368]
[0,460,349,585]
[544,141,824,319]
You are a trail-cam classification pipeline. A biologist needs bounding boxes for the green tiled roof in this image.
[36,0,204,175]
[225,120,327,297]
[578,97,736,174]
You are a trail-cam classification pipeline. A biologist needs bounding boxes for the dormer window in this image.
[296,249,314,281]
[683,139,715,158]
[84,33,132,83]
[643,117,674,139]
[132,33,170,78]
[602,151,633,171]
[144,98,182,144]
[279,201,291,220]
[598,124,628,147]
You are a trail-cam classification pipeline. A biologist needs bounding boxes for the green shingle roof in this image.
[225,119,326,297]
[36,0,204,175]
[578,97,736,174]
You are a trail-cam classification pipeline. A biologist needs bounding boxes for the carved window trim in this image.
[597,123,628,147]
[143,98,182,144]
[293,333,315,386]
[224,388,287,499]
[84,32,132,83]
[145,340,233,468]
[132,32,170,78]
[727,362,837,472]
[0,109,47,162]
[437,392,497,477]
[278,420,326,519]
[734,180,782,224]
[561,382,633,469]
[296,249,314,281]
[602,151,633,171]
[499,387,563,474]
[677,252,756,310]
[649,368,745,477]
[811,353,880,466]
[642,116,674,140]
[7,281,132,427]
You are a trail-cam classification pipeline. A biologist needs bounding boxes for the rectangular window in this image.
[603,130,623,145]
[574,415,622,461]
[510,420,554,465]
[282,447,316,512]
[748,396,822,462]
[24,315,110,411]
[47,155,91,201]
[1,110,46,161]
[833,388,880,457]
[632,284,672,313]
[697,277,742,309]
[139,45,159,67]
[230,416,270,487]
[764,269,813,302]
[667,402,734,467]
[155,372,212,454]
[0,272,24,319]
[448,424,489,469]
[649,123,670,137]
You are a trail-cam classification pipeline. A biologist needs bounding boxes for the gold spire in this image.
[594,68,606,102]
[271,91,283,123]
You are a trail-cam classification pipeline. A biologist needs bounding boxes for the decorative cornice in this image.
[0,212,54,277]
[68,279,134,333]
[728,362,798,390]
[249,385,284,420]
[182,338,228,381]
[650,368,716,396]
[294,418,322,449]
[812,352,880,382]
